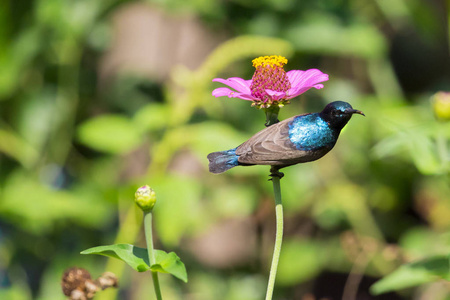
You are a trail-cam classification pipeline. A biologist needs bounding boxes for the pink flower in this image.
[212,55,329,109]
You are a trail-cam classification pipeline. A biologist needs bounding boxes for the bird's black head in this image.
[320,101,365,130]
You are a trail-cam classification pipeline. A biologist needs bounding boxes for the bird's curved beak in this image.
[350,109,365,116]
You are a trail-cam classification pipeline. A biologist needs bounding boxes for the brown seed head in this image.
[96,272,119,290]
[61,267,92,297]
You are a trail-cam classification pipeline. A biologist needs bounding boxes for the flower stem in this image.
[437,127,448,173]
[265,174,284,300]
[264,106,280,127]
[144,211,163,300]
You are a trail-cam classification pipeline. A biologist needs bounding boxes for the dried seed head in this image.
[61,267,92,297]
[61,267,116,300]
[96,272,119,290]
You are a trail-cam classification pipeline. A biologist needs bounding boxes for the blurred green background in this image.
[0,0,449,299]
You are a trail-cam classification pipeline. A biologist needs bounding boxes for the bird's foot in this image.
[269,167,284,180]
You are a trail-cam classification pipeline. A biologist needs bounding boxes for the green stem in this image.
[436,127,448,173]
[144,211,163,300]
[265,175,284,300]
[264,106,280,127]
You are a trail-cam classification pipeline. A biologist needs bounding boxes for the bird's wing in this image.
[236,116,310,165]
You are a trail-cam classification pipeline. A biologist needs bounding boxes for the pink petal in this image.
[266,89,287,101]
[212,77,252,94]
[286,86,314,98]
[212,87,235,97]
[212,87,256,101]
[287,69,329,87]
[286,69,329,99]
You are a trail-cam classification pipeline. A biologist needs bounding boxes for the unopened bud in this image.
[135,185,157,212]
[431,91,450,121]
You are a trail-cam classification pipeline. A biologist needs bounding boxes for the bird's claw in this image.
[269,167,284,180]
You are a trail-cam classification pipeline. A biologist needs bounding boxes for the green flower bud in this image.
[135,185,156,213]
[431,92,450,121]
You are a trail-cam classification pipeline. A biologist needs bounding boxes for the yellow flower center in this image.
[252,55,288,68]
[250,55,291,108]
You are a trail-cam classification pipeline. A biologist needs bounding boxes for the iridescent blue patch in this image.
[332,101,352,113]
[225,148,239,167]
[288,114,336,151]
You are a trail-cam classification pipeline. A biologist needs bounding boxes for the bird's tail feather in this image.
[207,148,239,174]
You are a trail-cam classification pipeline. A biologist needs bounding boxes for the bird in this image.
[207,101,364,177]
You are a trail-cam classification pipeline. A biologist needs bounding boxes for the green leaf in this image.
[77,114,141,154]
[152,250,188,283]
[0,171,112,233]
[0,127,38,168]
[407,134,441,175]
[400,227,450,258]
[370,255,450,295]
[81,244,188,282]
[133,103,171,132]
[81,244,150,272]
[286,21,386,59]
